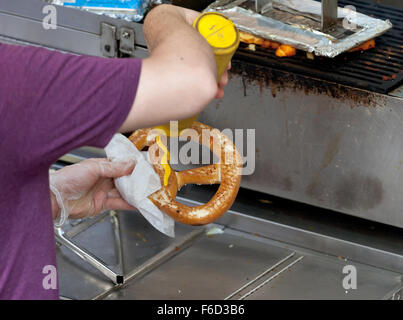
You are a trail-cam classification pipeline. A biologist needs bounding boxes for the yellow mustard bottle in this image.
[155,12,240,186]
[155,12,240,137]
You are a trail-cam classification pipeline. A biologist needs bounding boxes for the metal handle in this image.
[321,0,338,32]
[55,227,124,285]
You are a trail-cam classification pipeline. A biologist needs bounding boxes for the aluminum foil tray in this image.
[204,0,393,57]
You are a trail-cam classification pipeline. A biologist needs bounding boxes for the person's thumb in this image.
[96,159,136,178]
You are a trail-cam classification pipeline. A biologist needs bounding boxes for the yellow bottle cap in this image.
[193,12,239,81]
[194,12,239,50]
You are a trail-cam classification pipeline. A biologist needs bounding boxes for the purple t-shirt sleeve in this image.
[0,43,141,168]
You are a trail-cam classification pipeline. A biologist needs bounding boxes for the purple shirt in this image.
[0,43,141,299]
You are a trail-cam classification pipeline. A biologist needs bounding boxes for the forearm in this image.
[144,5,215,72]
[119,5,218,132]
[50,189,60,220]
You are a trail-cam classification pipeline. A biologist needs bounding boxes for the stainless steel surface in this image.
[237,255,305,300]
[0,0,145,57]
[54,185,403,300]
[100,23,118,58]
[241,251,401,300]
[55,212,124,284]
[118,27,136,57]
[224,252,296,299]
[181,191,403,274]
[218,207,403,275]
[55,224,124,284]
[321,0,338,33]
[57,210,203,300]
[102,224,402,300]
[390,287,403,300]
[205,0,392,57]
[391,85,403,99]
[99,23,137,57]
[103,232,294,300]
[198,66,403,229]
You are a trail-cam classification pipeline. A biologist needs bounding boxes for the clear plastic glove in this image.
[50,158,137,227]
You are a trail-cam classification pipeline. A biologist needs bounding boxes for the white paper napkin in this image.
[104,134,175,237]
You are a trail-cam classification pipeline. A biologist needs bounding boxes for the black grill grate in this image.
[234,0,403,94]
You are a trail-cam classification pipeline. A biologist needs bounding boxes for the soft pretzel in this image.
[128,122,243,226]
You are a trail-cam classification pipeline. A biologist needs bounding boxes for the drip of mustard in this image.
[156,135,171,187]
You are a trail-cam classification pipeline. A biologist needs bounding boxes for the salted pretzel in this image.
[128,122,243,226]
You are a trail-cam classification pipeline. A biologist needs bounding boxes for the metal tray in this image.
[204,0,393,57]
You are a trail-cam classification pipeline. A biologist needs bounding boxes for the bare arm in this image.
[119,5,220,132]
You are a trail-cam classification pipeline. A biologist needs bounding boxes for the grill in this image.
[233,0,403,94]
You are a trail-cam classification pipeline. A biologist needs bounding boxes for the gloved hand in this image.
[50,158,137,227]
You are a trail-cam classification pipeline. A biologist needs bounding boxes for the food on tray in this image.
[348,39,376,52]
[275,44,297,57]
[239,30,376,58]
[240,31,295,57]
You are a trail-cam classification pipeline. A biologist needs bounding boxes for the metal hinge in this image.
[100,22,136,58]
